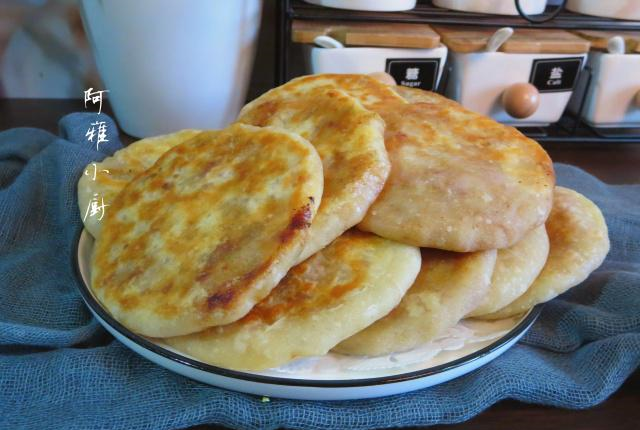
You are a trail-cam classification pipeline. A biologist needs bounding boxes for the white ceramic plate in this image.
[75,229,540,400]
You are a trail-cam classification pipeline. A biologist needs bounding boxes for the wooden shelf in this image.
[276,1,640,144]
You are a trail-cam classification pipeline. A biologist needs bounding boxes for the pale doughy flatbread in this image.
[334,247,497,356]
[78,129,201,239]
[480,187,609,319]
[358,87,555,251]
[238,81,390,262]
[467,225,549,318]
[91,124,324,337]
[164,230,421,370]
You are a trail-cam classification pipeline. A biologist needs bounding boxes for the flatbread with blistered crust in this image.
[467,225,549,318]
[334,247,496,356]
[358,87,555,251]
[78,129,201,239]
[90,124,324,337]
[163,230,421,370]
[481,187,609,319]
[254,73,407,111]
[239,79,390,262]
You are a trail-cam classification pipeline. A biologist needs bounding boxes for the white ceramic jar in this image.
[439,27,589,126]
[302,0,417,11]
[448,51,587,126]
[305,44,448,92]
[566,0,640,21]
[574,53,640,127]
[432,0,547,16]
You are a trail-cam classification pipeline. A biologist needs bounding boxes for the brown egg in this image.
[502,82,540,119]
[368,72,397,86]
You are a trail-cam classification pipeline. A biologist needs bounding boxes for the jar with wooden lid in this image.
[435,26,590,126]
[568,31,640,128]
[293,21,448,92]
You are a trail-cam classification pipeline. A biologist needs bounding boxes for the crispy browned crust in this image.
[358,86,555,251]
[238,76,392,262]
[163,230,421,370]
[91,124,324,337]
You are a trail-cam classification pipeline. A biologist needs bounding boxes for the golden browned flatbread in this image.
[261,73,407,111]
[333,247,497,356]
[358,87,555,251]
[481,187,610,319]
[238,81,390,262]
[164,230,421,370]
[467,225,549,318]
[90,124,324,337]
[78,129,201,238]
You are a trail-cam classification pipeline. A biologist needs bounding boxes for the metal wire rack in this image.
[276,0,640,143]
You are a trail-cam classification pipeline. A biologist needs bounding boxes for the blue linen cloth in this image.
[0,113,638,430]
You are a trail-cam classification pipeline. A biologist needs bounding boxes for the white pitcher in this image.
[80,0,262,137]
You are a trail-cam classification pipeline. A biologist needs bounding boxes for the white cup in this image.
[80,0,262,138]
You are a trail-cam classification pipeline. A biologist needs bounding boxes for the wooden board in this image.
[292,20,440,49]
[573,30,640,53]
[434,26,590,54]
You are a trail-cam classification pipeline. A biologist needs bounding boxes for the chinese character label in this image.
[84,163,110,181]
[86,121,109,151]
[386,58,441,91]
[529,58,583,93]
[84,88,109,114]
[83,193,110,222]
[82,88,111,222]
[549,67,563,80]
[405,67,420,81]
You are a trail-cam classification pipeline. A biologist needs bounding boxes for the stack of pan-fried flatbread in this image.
[79,74,609,370]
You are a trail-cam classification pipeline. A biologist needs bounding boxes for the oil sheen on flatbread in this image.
[481,186,609,319]
[467,225,549,318]
[238,78,391,262]
[78,129,201,239]
[334,247,496,356]
[358,86,555,252]
[90,124,324,337]
[163,230,421,370]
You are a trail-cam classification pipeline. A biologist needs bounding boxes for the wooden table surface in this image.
[2,98,638,430]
